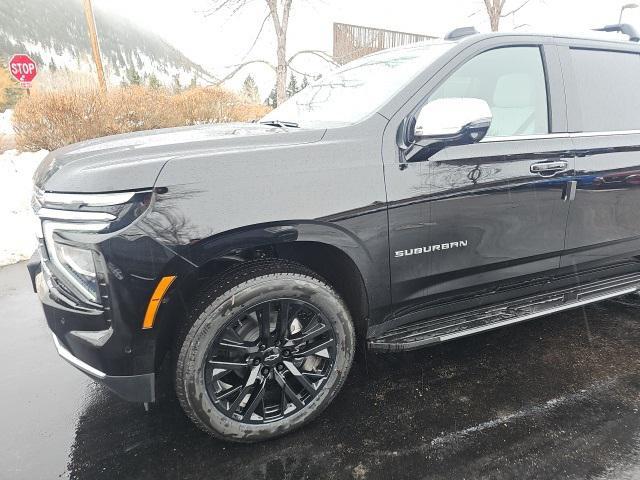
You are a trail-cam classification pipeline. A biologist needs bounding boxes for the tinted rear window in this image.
[570,48,640,132]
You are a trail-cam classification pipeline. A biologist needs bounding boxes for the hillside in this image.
[0,0,213,87]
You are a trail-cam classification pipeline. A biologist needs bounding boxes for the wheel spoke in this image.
[290,319,329,345]
[275,300,290,341]
[242,378,266,421]
[208,359,248,372]
[301,371,326,382]
[228,365,261,414]
[294,338,335,358]
[217,339,258,354]
[286,304,304,334]
[280,387,287,415]
[218,328,259,353]
[283,361,316,395]
[257,302,272,345]
[217,385,242,401]
[274,370,304,409]
[211,368,230,382]
[223,328,245,344]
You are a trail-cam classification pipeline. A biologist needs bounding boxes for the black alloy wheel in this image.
[174,261,355,442]
[204,299,337,424]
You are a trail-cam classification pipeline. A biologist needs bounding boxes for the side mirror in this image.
[413,97,492,145]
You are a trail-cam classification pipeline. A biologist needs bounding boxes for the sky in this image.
[94,0,640,97]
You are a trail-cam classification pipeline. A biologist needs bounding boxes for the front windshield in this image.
[262,42,454,126]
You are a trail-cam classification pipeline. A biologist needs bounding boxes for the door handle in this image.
[530,160,568,175]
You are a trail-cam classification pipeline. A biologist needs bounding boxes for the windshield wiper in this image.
[259,120,300,128]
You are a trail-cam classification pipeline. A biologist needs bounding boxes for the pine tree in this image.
[189,74,197,89]
[172,74,182,93]
[266,86,277,108]
[286,73,298,99]
[125,67,142,85]
[0,66,15,109]
[48,59,58,72]
[242,74,260,103]
[300,76,309,90]
[148,73,161,89]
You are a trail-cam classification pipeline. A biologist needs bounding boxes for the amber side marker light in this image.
[142,275,177,329]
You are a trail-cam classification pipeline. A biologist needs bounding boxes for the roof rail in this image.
[444,26,478,41]
[594,23,640,42]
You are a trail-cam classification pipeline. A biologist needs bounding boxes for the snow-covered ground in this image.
[0,149,48,266]
[0,110,13,134]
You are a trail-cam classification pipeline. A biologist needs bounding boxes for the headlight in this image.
[37,208,116,304]
[33,190,150,305]
[42,220,109,303]
[54,243,98,301]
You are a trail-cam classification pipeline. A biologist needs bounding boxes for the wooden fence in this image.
[333,23,436,64]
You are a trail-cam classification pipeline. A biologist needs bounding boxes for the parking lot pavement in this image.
[2,261,640,480]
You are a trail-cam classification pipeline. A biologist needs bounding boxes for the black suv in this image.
[29,28,640,442]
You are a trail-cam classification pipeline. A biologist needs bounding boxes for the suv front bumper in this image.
[33,261,157,403]
[51,332,155,402]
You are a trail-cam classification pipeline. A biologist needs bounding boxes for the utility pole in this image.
[82,0,107,92]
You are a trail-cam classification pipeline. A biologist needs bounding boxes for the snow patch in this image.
[0,149,48,266]
[429,377,618,448]
[0,109,13,135]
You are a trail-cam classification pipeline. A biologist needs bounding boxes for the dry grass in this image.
[0,67,15,106]
[13,85,271,152]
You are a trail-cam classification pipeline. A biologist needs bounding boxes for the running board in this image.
[368,273,640,352]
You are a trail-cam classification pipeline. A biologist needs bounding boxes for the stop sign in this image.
[9,54,38,86]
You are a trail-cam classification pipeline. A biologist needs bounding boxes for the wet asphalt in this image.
[2,260,640,480]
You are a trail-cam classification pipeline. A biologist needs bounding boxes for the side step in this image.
[368,273,640,352]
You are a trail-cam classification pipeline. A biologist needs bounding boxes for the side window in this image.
[570,48,640,132]
[429,46,549,138]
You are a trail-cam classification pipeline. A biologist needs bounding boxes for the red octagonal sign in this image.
[9,54,38,87]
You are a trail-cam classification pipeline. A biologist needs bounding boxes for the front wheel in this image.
[174,262,356,442]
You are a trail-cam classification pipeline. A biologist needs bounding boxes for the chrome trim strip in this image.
[38,208,116,222]
[571,129,640,138]
[481,133,570,143]
[480,130,640,144]
[52,333,106,379]
[438,286,637,342]
[43,191,136,207]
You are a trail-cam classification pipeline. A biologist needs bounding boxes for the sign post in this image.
[9,54,38,93]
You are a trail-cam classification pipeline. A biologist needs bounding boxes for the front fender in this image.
[141,119,392,325]
[146,218,390,326]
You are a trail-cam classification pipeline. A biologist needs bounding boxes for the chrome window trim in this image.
[42,191,136,207]
[37,208,116,222]
[571,129,640,138]
[479,129,640,143]
[481,133,570,143]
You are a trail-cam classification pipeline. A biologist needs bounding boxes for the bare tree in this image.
[481,0,534,31]
[205,0,337,105]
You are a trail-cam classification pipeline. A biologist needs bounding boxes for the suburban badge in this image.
[395,241,468,258]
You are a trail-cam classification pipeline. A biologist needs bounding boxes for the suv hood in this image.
[34,123,326,193]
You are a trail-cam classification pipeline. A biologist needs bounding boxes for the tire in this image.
[174,260,356,442]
